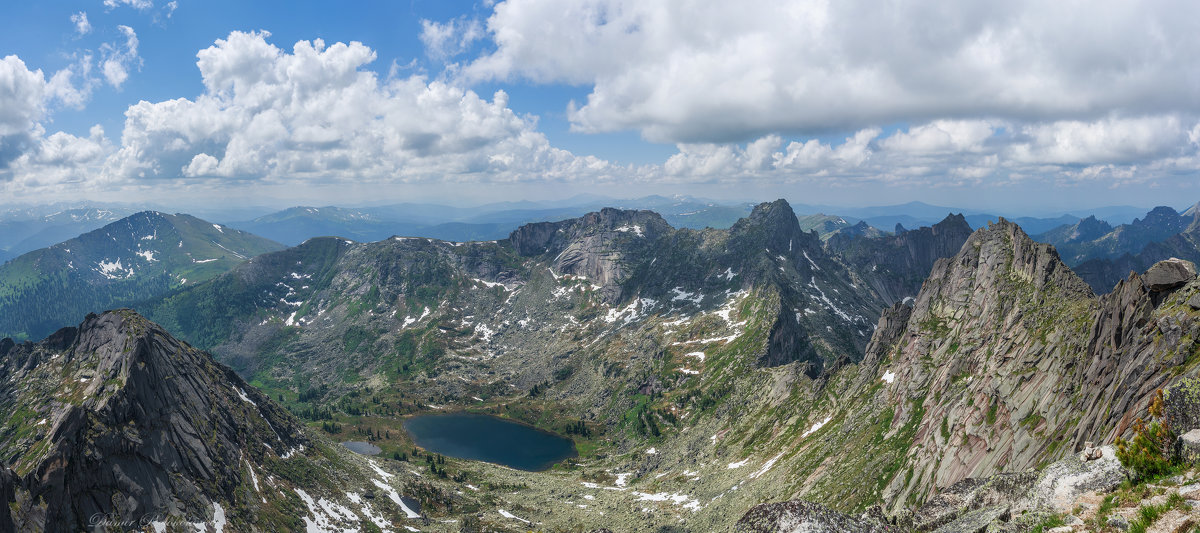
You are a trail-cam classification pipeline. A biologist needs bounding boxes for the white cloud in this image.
[71,12,91,36]
[1008,116,1190,165]
[880,120,998,155]
[100,25,140,89]
[420,17,485,60]
[451,0,1200,144]
[105,31,616,186]
[103,0,154,10]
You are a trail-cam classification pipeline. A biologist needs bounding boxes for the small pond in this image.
[403,413,576,471]
[341,441,382,455]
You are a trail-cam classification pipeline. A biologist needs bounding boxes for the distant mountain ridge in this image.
[1035,205,1195,267]
[0,211,283,340]
[0,207,135,262]
[229,196,755,246]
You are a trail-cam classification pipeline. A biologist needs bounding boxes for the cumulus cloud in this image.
[103,0,154,11]
[420,17,485,60]
[450,0,1200,144]
[100,25,140,89]
[71,12,91,36]
[105,31,617,186]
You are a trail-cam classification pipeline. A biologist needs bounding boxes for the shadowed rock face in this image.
[828,213,973,306]
[0,310,309,531]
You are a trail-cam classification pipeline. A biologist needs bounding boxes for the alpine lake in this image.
[401,413,577,471]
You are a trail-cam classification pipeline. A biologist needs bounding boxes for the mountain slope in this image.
[827,213,973,305]
[0,211,284,341]
[0,310,426,531]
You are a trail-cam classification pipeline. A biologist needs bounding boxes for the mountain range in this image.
[0,199,1199,530]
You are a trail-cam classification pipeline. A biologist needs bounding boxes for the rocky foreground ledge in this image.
[738,375,1200,532]
[737,443,1200,532]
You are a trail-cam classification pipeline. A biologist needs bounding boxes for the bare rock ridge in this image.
[509,199,886,375]
[870,219,1200,508]
[742,220,1200,530]
[0,310,312,531]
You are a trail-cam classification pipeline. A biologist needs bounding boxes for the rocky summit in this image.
[0,310,423,532]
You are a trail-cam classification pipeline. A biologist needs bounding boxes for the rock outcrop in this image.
[0,310,409,532]
[736,499,897,532]
[859,219,1200,511]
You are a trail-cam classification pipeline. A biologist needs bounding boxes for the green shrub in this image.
[1116,389,1179,482]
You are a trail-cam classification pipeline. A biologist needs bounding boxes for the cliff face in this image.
[862,221,1200,510]
[828,213,973,305]
[0,310,414,532]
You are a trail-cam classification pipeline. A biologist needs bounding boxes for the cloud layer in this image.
[455,0,1200,144]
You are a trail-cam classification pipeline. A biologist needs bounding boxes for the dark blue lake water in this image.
[402,413,576,471]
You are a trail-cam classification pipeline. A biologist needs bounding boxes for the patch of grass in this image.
[1030,513,1065,533]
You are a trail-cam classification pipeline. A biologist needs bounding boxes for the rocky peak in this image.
[1071,215,1113,241]
[729,199,816,255]
[930,213,969,234]
[1137,205,1182,227]
[0,310,311,530]
[508,208,673,301]
[508,207,671,257]
[959,218,1091,298]
[827,212,973,306]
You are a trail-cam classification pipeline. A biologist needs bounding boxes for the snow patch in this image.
[498,509,531,524]
[373,479,421,518]
[801,415,833,438]
[368,461,394,479]
[631,491,702,512]
[750,452,786,479]
[614,224,645,237]
[135,250,157,262]
[670,287,704,305]
[96,259,132,279]
[803,250,821,271]
[235,387,256,405]
[295,488,357,532]
[882,371,895,384]
[212,224,223,233]
[727,459,750,469]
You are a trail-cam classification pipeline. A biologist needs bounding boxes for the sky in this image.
[2,0,1200,214]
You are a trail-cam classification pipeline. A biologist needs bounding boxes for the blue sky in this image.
[2,1,1199,213]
